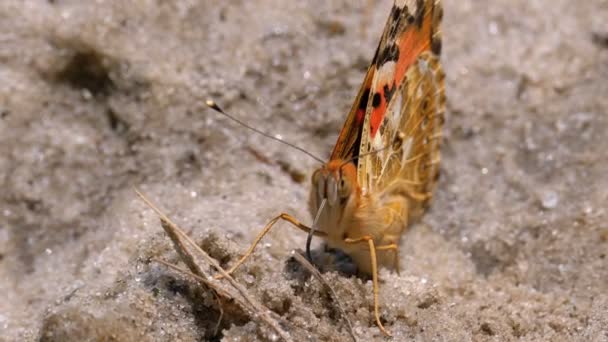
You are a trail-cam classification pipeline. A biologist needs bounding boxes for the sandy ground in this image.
[1,0,608,341]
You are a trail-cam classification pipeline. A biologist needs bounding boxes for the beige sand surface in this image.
[1,0,607,341]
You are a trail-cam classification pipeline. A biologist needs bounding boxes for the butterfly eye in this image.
[312,169,321,185]
[338,176,352,199]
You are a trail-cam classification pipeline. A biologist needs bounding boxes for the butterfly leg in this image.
[215,213,326,280]
[343,236,393,337]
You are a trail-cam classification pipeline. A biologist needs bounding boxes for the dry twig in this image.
[135,189,293,342]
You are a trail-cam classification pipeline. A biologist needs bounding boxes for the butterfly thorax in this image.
[309,158,416,275]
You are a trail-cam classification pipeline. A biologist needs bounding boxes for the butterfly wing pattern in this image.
[359,0,445,220]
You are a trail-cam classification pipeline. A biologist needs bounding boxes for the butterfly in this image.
[208,0,445,336]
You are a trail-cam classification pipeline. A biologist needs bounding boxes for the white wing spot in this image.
[372,130,384,151]
[390,91,403,128]
[402,137,414,164]
[417,57,428,72]
[417,85,423,99]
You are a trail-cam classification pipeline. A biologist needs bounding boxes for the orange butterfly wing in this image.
[365,0,442,140]
[329,55,375,163]
[330,0,442,164]
[358,0,444,215]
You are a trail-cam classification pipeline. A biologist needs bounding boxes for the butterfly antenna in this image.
[306,198,326,261]
[206,100,325,164]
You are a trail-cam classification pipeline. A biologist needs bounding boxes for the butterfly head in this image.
[313,160,357,206]
[309,159,359,238]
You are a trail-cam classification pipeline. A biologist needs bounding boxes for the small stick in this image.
[152,258,227,335]
[152,258,234,304]
[291,252,358,342]
[135,189,293,342]
[212,293,225,337]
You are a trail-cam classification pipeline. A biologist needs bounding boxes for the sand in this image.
[1,0,607,341]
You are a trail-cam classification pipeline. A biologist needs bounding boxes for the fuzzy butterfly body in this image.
[310,0,444,273]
